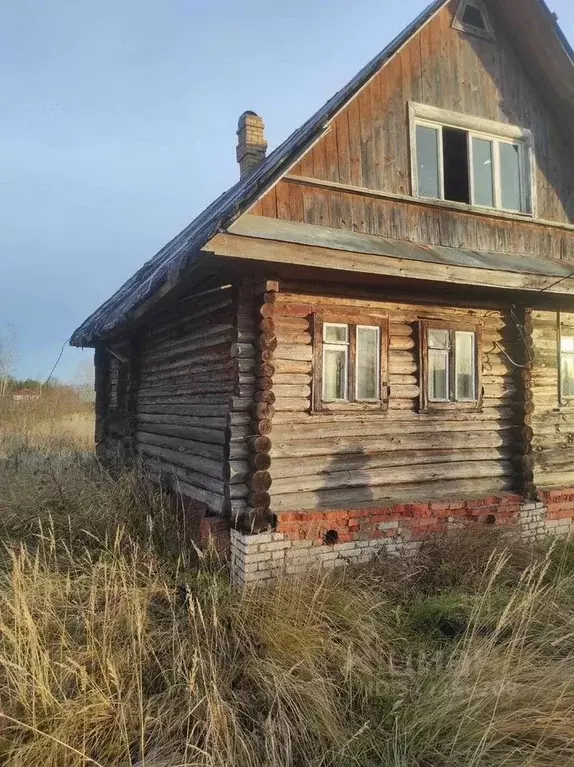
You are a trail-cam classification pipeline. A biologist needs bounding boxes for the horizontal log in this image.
[273,359,312,375]
[260,317,310,334]
[136,423,226,445]
[138,404,229,417]
[137,394,232,407]
[138,413,227,429]
[141,345,233,375]
[275,331,311,346]
[273,373,312,386]
[271,447,511,480]
[270,460,513,495]
[271,477,513,512]
[273,384,311,398]
[137,431,224,460]
[271,407,515,426]
[138,443,225,480]
[274,397,310,412]
[246,435,272,453]
[142,456,225,497]
[137,380,235,397]
[274,344,313,362]
[390,336,415,351]
[275,293,505,324]
[270,430,512,458]
[143,326,236,364]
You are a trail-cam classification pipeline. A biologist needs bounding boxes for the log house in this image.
[72,0,574,583]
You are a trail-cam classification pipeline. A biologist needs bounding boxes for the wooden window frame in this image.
[312,312,389,413]
[558,312,574,406]
[452,0,496,42]
[409,102,536,217]
[419,319,483,413]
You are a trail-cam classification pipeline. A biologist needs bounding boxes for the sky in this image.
[2,0,574,382]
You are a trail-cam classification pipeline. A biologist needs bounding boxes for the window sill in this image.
[314,402,388,414]
[416,195,533,220]
[421,402,482,414]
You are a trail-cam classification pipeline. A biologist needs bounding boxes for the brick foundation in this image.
[230,491,574,586]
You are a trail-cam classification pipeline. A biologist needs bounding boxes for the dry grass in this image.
[1,399,574,765]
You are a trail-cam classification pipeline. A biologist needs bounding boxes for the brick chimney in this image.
[236,111,267,178]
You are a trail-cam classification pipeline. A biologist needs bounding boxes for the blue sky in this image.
[2,0,574,382]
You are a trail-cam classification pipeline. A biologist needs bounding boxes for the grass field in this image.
[1,397,574,766]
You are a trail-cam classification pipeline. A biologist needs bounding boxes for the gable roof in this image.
[71,0,574,347]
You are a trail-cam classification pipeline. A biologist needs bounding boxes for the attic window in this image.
[453,0,495,41]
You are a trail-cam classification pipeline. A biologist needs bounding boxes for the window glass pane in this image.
[356,326,380,400]
[429,349,449,401]
[416,125,440,199]
[455,331,476,400]
[499,142,522,212]
[562,337,574,354]
[443,128,470,204]
[472,138,494,207]
[428,329,450,350]
[324,324,348,343]
[463,3,487,29]
[562,355,574,398]
[323,347,348,400]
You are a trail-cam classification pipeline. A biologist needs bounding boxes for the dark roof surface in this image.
[70,0,446,346]
[71,0,574,347]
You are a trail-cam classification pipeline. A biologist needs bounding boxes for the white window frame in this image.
[322,322,349,402]
[409,102,536,218]
[452,0,496,42]
[420,320,482,412]
[454,330,477,403]
[427,329,450,403]
[355,325,381,402]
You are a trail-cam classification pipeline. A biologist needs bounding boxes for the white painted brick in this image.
[379,521,399,530]
[245,552,273,564]
[292,540,313,549]
[264,541,291,552]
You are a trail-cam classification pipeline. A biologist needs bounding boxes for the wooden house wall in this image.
[94,343,133,462]
[531,311,574,488]
[267,286,521,512]
[251,0,574,257]
[133,286,252,516]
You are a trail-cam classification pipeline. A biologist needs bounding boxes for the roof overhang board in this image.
[203,214,574,297]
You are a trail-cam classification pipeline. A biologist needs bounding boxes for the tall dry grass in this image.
[1,398,574,765]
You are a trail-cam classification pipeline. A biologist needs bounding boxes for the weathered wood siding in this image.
[134,286,252,515]
[252,0,574,256]
[94,343,136,462]
[267,286,521,511]
[532,311,574,488]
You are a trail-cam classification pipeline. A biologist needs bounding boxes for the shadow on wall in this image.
[314,446,375,541]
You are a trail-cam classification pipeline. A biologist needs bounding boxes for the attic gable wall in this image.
[251,0,574,254]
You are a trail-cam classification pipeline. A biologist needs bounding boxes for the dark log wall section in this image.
[531,311,574,488]
[251,0,574,256]
[267,286,523,511]
[132,285,253,516]
[94,343,137,462]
